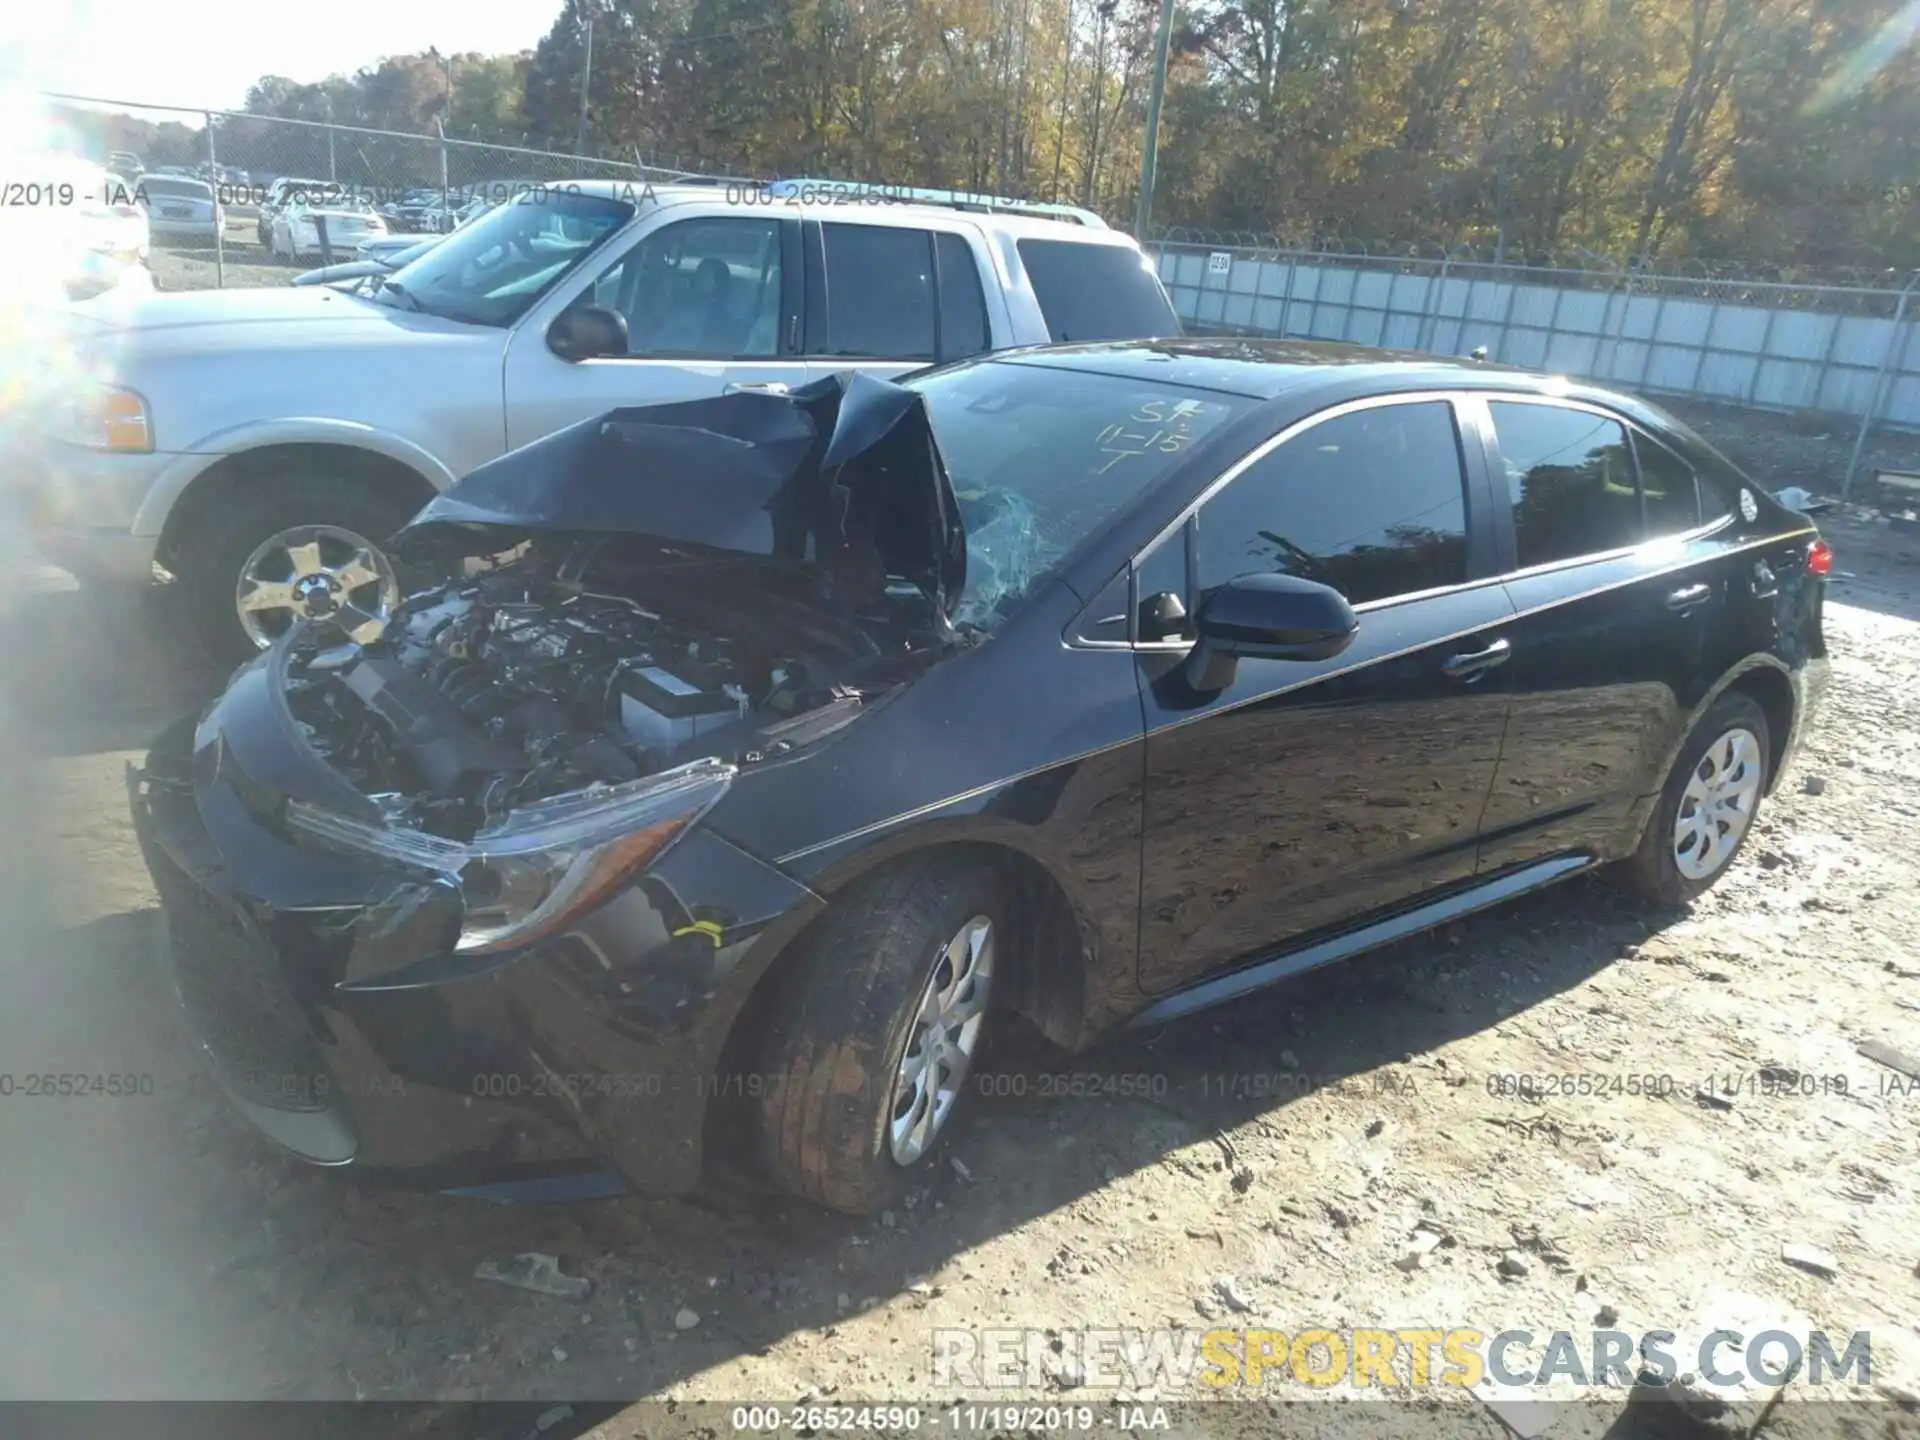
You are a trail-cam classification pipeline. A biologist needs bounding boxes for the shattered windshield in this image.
[907,362,1251,630]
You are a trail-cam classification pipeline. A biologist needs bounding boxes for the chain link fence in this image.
[1150,232,1920,497]
[43,91,731,284]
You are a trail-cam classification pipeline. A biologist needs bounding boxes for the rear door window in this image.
[817,223,937,360]
[1016,239,1180,342]
[1488,402,1639,567]
[1633,432,1703,538]
[935,232,991,360]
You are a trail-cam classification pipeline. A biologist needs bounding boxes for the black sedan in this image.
[130,341,1830,1213]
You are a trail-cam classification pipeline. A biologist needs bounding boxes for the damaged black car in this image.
[133,341,1828,1213]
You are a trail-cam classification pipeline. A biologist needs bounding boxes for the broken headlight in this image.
[285,757,734,954]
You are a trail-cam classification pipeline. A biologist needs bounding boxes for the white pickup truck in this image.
[23,179,1181,658]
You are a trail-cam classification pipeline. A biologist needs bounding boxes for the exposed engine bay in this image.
[283,538,944,840]
[266,372,984,842]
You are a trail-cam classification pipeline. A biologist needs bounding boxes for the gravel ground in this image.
[1,409,1917,1439]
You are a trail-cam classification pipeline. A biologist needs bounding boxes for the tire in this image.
[1622,692,1772,907]
[751,855,1007,1214]
[173,465,421,665]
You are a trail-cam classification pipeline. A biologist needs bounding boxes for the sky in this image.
[8,0,554,114]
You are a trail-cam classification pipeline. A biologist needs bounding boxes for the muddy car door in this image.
[1134,395,1516,995]
[503,211,811,451]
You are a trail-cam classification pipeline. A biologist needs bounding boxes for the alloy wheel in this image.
[889,914,995,1166]
[1671,725,1763,880]
[234,524,398,649]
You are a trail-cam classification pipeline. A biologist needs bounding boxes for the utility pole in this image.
[429,46,453,128]
[1084,0,1115,208]
[1050,0,1074,200]
[577,4,596,155]
[1133,0,1175,239]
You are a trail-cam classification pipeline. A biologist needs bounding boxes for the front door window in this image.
[586,216,786,358]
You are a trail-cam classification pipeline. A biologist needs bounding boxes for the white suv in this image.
[23,179,1180,658]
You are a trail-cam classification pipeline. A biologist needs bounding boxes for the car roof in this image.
[528,178,1140,243]
[982,336,1608,402]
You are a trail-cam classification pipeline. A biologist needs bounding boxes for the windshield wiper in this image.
[377,278,422,312]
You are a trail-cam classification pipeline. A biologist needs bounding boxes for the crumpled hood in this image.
[395,371,968,619]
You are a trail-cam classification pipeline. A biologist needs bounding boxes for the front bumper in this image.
[10,432,175,585]
[128,714,825,1193]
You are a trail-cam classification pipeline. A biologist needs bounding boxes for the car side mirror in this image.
[1184,572,1358,692]
[547,305,628,362]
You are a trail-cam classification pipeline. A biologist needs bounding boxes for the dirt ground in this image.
[2,409,1918,1440]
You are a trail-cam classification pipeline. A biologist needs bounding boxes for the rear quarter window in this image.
[1016,238,1180,343]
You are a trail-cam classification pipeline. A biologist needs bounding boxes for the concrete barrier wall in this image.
[1153,246,1920,433]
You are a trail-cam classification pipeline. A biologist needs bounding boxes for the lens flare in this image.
[1803,0,1920,114]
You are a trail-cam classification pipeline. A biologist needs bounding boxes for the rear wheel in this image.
[1623,692,1771,906]
[173,466,417,665]
[750,856,1005,1214]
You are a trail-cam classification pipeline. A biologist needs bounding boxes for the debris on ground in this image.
[1212,1276,1255,1314]
[1396,1229,1448,1272]
[1858,1038,1920,1080]
[1780,1242,1840,1278]
[472,1253,592,1300]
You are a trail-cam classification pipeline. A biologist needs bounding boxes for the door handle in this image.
[723,380,790,396]
[1441,637,1511,679]
[1666,582,1713,612]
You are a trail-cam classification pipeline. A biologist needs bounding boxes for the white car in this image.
[0,155,150,301]
[256,177,330,245]
[20,179,1180,658]
[270,199,388,258]
[138,175,223,243]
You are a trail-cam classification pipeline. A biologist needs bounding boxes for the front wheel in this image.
[750,856,1006,1214]
[173,468,417,665]
[1623,692,1771,906]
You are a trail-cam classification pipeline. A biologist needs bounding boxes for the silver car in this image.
[20,179,1181,658]
[138,176,223,244]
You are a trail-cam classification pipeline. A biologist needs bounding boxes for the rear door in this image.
[1467,395,1731,871]
[1136,395,1515,994]
[801,219,999,381]
[502,210,808,450]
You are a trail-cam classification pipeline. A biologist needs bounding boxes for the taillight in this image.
[1808,539,1832,577]
[112,204,141,219]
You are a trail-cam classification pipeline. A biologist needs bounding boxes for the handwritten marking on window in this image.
[1094,399,1214,473]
